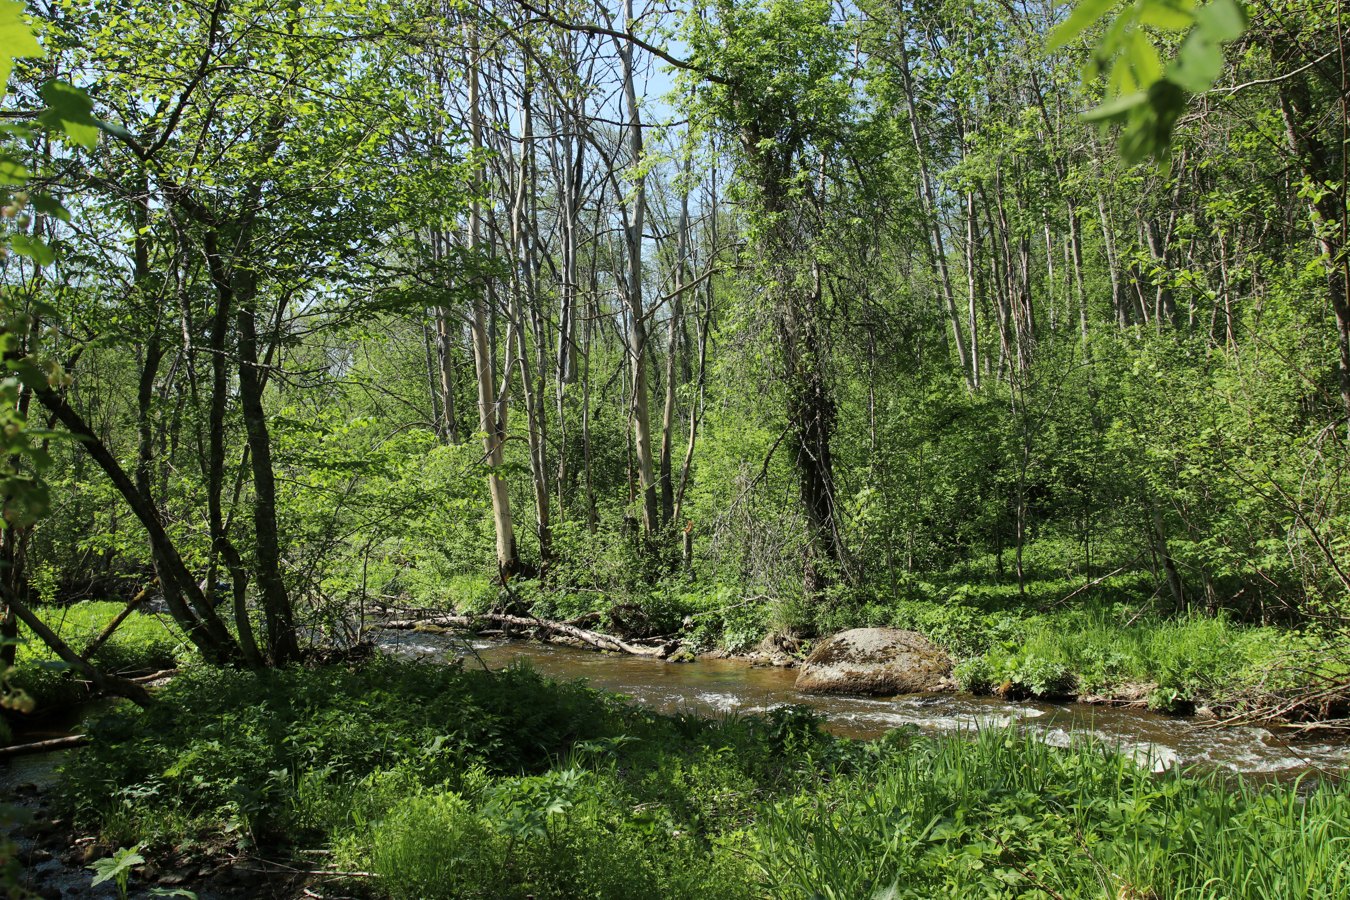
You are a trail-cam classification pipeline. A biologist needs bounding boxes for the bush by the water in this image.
[57,659,1350,898]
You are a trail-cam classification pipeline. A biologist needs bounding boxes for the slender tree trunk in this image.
[896,37,972,388]
[658,180,692,528]
[620,0,659,538]
[965,191,981,389]
[466,21,518,577]
[234,269,300,664]
[1097,191,1126,328]
[510,73,552,570]
[31,383,238,664]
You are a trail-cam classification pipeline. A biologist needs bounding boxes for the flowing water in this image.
[380,629,1350,777]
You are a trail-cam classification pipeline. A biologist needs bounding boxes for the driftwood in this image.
[380,613,677,658]
[0,734,89,757]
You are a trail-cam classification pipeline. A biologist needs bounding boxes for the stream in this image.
[380,629,1350,777]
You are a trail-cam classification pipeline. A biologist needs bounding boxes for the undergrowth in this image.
[55,659,1350,899]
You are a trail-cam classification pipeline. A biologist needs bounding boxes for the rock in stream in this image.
[794,628,955,695]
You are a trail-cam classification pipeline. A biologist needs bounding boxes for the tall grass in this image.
[744,728,1350,899]
[950,606,1299,709]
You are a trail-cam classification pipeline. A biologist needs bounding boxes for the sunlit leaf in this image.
[1048,0,1118,50]
[1195,0,1246,43]
[1083,90,1149,121]
[0,0,43,92]
[1168,31,1222,92]
[39,80,100,149]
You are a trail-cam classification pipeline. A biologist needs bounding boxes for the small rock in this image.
[20,847,53,865]
[31,859,63,880]
[36,886,61,900]
[159,869,192,886]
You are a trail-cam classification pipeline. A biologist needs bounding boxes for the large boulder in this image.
[794,628,954,695]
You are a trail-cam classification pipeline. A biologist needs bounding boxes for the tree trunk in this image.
[658,180,692,528]
[234,269,300,664]
[896,36,972,388]
[620,0,659,539]
[463,20,518,577]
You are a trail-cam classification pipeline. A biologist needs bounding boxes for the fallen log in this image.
[379,613,676,658]
[0,734,89,757]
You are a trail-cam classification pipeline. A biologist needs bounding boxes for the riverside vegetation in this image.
[40,659,1350,899]
[2,0,1350,895]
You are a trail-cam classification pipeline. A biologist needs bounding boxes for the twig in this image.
[1051,559,1139,608]
[82,581,155,659]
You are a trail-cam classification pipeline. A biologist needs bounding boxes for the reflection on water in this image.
[380,629,1350,777]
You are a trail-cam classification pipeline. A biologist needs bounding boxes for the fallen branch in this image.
[82,581,155,660]
[0,734,89,756]
[380,613,676,658]
[128,668,179,683]
[0,584,152,707]
[1051,560,1139,608]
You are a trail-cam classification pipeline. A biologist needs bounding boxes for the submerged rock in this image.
[794,628,954,695]
[666,646,697,663]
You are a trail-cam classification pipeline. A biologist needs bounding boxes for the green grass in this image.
[944,608,1301,710]
[743,728,1350,899]
[54,659,1350,899]
[6,601,187,711]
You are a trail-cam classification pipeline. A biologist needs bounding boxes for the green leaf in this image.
[1137,0,1196,30]
[95,118,136,142]
[0,153,27,185]
[1048,0,1119,50]
[1082,90,1149,121]
[1109,55,1140,97]
[29,192,70,222]
[1194,0,1246,43]
[1125,30,1164,84]
[9,232,55,265]
[1168,31,1222,92]
[0,0,42,92]
[38,80,100,149]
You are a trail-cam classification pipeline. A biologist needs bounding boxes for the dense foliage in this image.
[0,0,1348,892]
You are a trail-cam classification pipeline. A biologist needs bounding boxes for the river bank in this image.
[385,590,1350,726]
[6,657,1350,899]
